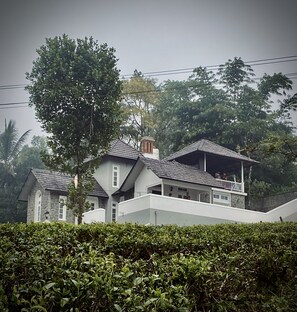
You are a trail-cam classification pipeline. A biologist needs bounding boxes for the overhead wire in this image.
[1,73,297,107]
[0,55,296,108]
[1,54,297,90]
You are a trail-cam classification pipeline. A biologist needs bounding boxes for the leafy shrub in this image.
[0,222,296,311]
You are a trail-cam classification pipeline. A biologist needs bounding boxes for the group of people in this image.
[215,172,228,180]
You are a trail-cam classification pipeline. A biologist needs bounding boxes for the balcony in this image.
[216,179,244,192]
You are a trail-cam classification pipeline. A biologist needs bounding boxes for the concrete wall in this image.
[117,194,297,226]
[249,192,297,212]
[83,208,105,223]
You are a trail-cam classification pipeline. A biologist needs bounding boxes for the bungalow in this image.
[20,137,297,225]
[19,139,141,223]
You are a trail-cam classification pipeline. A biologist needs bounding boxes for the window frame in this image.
[34,190,42,222]
[58,196,67,221]
[213,191,231,206]
[112,164,120,188]
[111,202,117,222]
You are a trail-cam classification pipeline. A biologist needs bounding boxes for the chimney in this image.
[140,136,159,159]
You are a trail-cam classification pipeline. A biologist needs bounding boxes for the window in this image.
[59,196,67,220]
[111,202,117,222]
[85,198,99,212]
[213,192,231,206]
[112,165,120,188]
[34,190,42,222]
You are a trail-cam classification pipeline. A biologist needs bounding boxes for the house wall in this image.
[49,193,76,223]
[27,181,51,223]
[94,157,135,222]
[231,193,245,209]
[27,181,77,223]
[134,166,161,197]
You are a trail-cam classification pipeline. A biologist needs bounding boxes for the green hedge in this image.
[0,222,296,311]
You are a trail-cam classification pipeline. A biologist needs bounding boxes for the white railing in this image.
[216,179,243,192]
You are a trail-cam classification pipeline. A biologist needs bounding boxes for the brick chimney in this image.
[140,137,159,159]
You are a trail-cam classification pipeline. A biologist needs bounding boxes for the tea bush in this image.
[0,222,296,311]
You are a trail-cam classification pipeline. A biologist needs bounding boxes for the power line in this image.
[0,105,28,110]
[0,84,27,90]
[0,101,29,106]
[1,55,297,90]
[121,55,297,78]
[2,72,297,107]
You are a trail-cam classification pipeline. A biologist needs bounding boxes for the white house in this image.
[19,139,141,223]
[18,137,297,225]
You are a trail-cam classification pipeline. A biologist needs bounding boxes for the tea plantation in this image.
[0,222,296,311]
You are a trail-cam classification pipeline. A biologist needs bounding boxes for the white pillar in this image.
[161,182,164,196]
[241,161,245,193]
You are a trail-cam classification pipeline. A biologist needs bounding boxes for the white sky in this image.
[1,0,297,142]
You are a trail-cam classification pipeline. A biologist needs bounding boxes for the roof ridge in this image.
[32,168,71,176]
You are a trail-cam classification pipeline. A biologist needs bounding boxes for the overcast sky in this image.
[1,0,297,142]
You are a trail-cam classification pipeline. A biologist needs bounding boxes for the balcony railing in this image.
[216,179,243,192]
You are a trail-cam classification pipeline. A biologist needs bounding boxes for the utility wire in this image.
[1,55,297,90]
[1,72,297,107]
[0,105,28,110]
[0,101,29,106]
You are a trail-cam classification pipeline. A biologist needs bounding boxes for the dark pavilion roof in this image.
[165,139,258,165]
[18,169,108,201]
[107,139,142,160]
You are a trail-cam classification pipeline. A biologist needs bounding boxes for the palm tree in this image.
[0,120,31,176]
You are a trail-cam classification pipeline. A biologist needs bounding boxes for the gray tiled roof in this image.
[165,139,258,163]
[32,169,108,197]
[107,139,142,160]
[141,157,223,188]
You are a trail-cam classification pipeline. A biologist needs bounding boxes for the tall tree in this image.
[0,120,33,223]
[0,120,31,177]
[120,70,159,149]
[218,57,255,102]
[155,67,231,156]
[26,35,122,223]
[154,57,297,196]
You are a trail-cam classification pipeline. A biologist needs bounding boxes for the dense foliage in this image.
[121,58,297,197]
[120,70,159,149]
[26,35,122,223]
[1,222,296,311]
[0,120,46,223]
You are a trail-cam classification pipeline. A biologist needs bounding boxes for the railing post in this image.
[241,161,245,193]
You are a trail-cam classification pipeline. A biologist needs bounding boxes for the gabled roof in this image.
[165,139,258,164]
[107,139,142,160]
[115,156,223,194]
[18,169,108,201]
[141,157,223,188]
